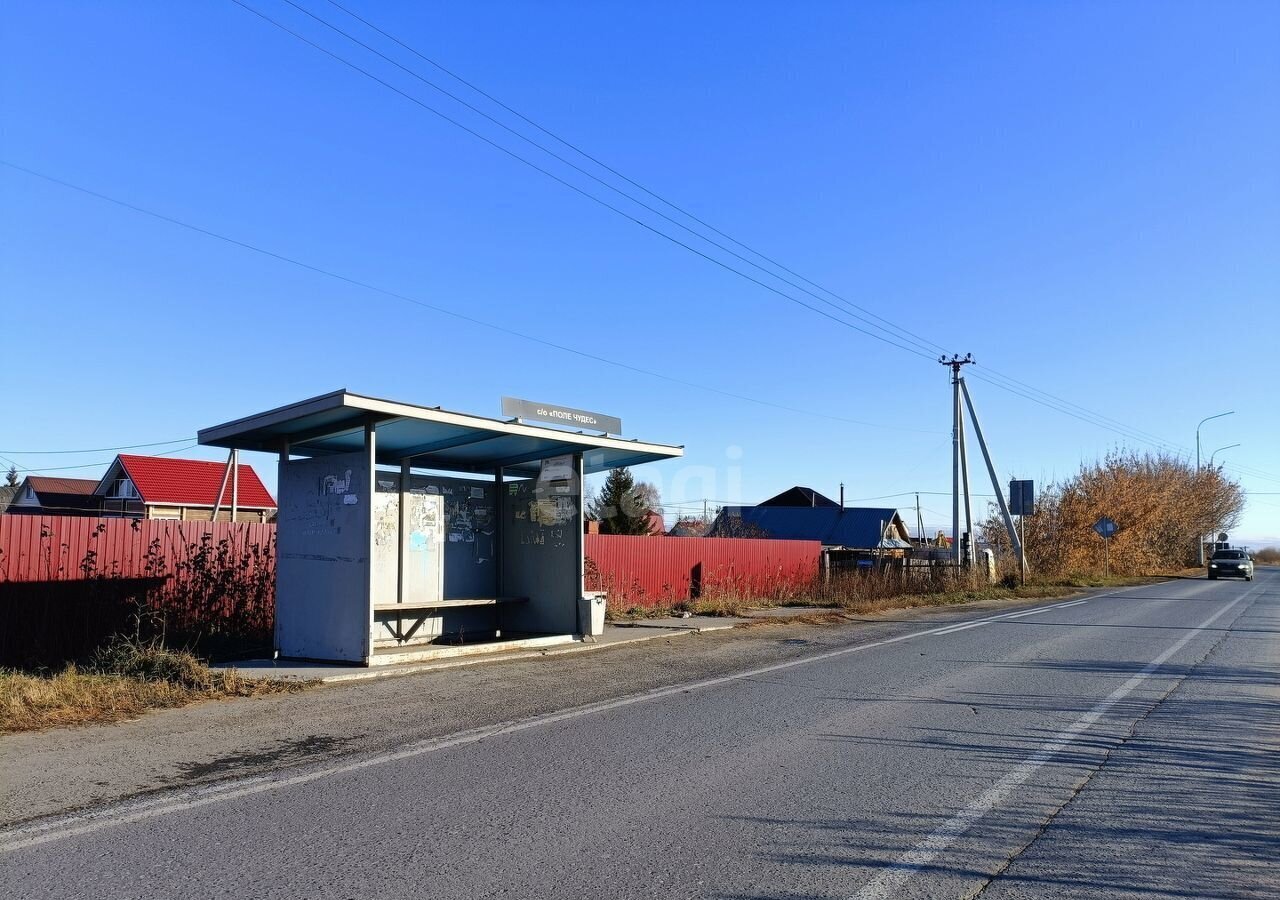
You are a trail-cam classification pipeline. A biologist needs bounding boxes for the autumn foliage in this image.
[979,451,1244,576]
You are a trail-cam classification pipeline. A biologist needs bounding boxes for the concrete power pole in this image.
[941,354,975,567]
[960,378,1024,573]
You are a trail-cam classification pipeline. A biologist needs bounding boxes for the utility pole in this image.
[940,354,975,568]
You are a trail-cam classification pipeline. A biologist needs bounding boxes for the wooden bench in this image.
[373,597,529,643]
[373,597,528,613]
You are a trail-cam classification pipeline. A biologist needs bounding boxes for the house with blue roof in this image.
[709,486,913,550]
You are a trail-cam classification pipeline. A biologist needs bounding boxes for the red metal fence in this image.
[585,534,820,608]
[0,515,275,666]
[0,514,275,583]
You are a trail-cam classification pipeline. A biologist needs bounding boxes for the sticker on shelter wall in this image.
[531,495,576,526]
[470,487,485,499]
[343,494,359,505]
[320,470,353,495]
[426,485,440,494]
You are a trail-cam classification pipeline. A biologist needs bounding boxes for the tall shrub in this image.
[979,451,1244,575]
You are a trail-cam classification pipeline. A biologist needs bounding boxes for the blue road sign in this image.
[1092,516,1119,539]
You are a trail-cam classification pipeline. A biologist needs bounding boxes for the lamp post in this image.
[1195,411,1234,565]
[1209,443,1241,468]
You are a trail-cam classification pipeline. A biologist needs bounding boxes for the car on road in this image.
[1208,549,1254,581]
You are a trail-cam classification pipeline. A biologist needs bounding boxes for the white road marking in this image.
[1002,599,1085,619]
[934,622,988,636]
[0,593,1119,853]
[935,598,1088,634]
[851,589,1253,900]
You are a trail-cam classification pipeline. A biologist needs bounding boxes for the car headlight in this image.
[1209,564,1218,568]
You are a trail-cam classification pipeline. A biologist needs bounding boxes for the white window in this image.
[110,477,138,499]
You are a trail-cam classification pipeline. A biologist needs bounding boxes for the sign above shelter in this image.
[502,397,622,435]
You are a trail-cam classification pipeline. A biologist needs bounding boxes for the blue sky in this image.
[3,1,1278,541]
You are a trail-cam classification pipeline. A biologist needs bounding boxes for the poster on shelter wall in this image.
[538,455,576,493]
[534,454,578,526]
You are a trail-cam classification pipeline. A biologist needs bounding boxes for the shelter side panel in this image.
[276,452,371,662]
[501,479,579,635]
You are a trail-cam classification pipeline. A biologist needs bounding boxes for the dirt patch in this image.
[176,734,359,780]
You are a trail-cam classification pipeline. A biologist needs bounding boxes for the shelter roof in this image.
[198,390,683,476]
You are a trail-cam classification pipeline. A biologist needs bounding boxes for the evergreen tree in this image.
[588,467,656,535]
[4,465,16,487]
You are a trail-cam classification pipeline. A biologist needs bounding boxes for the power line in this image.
[275,0,947,360]
[1,161,943,437]
[11,443,201,474]
[227,0,940,363]
[0,438,191,455]
[320,0,948,360]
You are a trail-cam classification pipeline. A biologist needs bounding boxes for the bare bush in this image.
[1253,547,1280,565]
[979,451,1244,576]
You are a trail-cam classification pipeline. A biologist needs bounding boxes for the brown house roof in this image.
[26,477,99,496]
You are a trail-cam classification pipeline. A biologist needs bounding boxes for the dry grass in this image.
[0,641,305,734]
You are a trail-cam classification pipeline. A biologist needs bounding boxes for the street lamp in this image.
[1209,443,1241,467]
[1195,410,1234,565]
[1196,411,1234,471]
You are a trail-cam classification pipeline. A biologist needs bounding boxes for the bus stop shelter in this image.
[199,390,682,665]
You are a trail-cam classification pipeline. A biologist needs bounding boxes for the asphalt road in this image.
[4,572,1277,899]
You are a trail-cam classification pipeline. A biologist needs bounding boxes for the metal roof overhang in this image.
[198,390,683,476]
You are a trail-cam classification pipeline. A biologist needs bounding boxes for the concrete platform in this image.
[215,623,693,683]
[610,615,748,631]
[370,633,575,666]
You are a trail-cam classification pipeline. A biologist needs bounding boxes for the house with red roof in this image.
[94,454,276,522]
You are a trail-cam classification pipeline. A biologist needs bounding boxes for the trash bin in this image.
[579,591,607,637]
